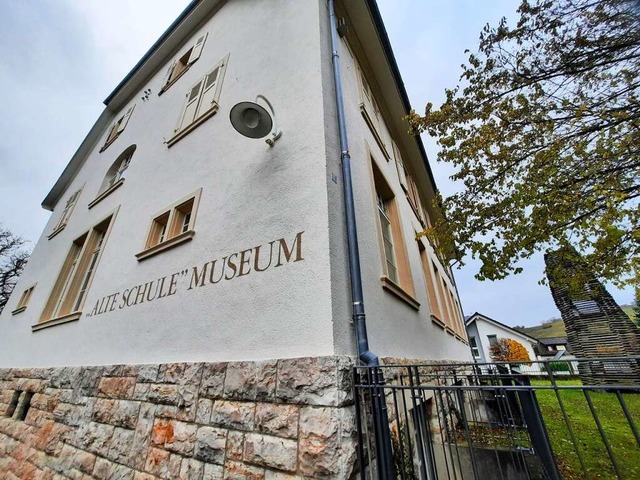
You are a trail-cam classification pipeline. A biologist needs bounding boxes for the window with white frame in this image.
[470,337,481,358]
[101,105,135,152]
[377,192,398,284]
[136,189,202,261]
[48,189,82,239]
[168,57,228,146]
[160,33,208,94]
[39,214,114,325]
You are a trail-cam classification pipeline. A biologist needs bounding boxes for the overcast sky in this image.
[0,0,633,328]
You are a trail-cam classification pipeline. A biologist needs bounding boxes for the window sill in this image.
[166,104,219,147]
[88,179,125,209]
[32,311,81,332]
[360,104,390,160]
[99,134,120,153]
[11,306,26,315]
[380,275,420,310]
[47,224,66,240]
[430,314,446,329]
[159,67,191,96]
[136,230,195,261]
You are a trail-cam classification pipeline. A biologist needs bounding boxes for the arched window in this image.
[103,145,136,191]
[89,145,136,209]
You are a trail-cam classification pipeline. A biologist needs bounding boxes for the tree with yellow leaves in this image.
[408,0,639,289]
[490,338,532,363]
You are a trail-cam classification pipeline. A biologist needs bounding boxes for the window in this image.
[48,189,82,239]
[378,193,398,284]
[470,337,481,358]
[136,189,202,261]
[167,57,228,147]
[38,213,115,329]
[487,334,498,346]
[372,161,417,308]
[418,241,442,322]
[100,105,135,152]
[392,141,428,228]
[11,284,36,315]
[89,145,136,209]
[160,33,208,94]
[357,63,390,159]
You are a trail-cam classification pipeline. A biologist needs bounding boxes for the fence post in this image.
[516,376,562,480]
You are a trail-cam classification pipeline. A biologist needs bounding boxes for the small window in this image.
[11,284,36,315]
[39,214,115,326]
[5,391,21,418]
[160,33,208,94]
[167,57,228,147]
[100,105,135,152]
[89,145,136,208]
[470,337,481,358]
[487,334,498,346]
[136,189,202,261]
[15,392,33,421]
[48,189,82,239]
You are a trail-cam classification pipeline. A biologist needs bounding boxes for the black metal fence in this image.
[354,357,640,480]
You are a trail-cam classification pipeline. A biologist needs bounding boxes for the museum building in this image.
[0,1,471,478]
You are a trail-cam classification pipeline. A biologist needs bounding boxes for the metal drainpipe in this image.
[328,2,394,478]
[327,0,377,368]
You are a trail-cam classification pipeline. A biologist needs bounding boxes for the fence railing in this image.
[354,357,640,480]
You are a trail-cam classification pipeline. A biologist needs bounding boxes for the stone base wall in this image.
[0,356,357,480]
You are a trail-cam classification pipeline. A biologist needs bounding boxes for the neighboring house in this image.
[0,2,471,477]
[536,337,572,358]
[465,312,539,363]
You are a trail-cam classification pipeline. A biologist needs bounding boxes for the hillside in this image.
[516,304,637,339]
[517,319,566,339]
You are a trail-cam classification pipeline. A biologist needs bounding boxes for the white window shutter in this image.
[188,33,208,64]
[196,65,221,119]
[163,60,177,87]
[117,105,135,133]
[178,80,204,131]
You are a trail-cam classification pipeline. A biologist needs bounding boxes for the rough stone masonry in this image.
[0,356,357,479]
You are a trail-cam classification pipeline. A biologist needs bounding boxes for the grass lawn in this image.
[532,379,640,479]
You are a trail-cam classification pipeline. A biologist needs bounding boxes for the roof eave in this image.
[364,0,438,194]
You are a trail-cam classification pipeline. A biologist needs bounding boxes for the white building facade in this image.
[0,1,471,477]
[1,0,469,368]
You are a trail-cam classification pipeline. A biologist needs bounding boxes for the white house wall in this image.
[0,0,335,367]
[321,8,471,362]
[471,318,538,363]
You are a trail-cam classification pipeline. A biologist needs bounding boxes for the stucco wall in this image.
[0,0,335,367]
[2,0,472,368]
[320,4,471,362]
